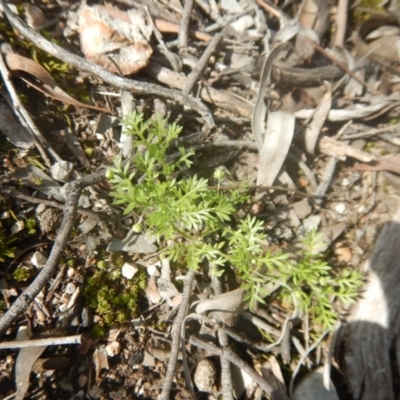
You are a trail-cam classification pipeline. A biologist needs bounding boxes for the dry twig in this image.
[183,32,223,96]
[159,268,196,400]
[0,171,106,337]
[178,0,194,50]
[0,334,83,349]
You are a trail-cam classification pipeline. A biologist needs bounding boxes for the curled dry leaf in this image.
[304,81,332,155]
[4,53,109,113]
[195,288,244,325]
[79,5,153,75]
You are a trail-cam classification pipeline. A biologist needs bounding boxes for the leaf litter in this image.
[0,0,400,399]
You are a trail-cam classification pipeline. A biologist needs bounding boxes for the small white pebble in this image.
[0,211,11,219]
[31,251,47,268]
[334,203,347,215]
[36,204,46,214]
[59,304,68,313]
[147,263,160,277]
[357,204,367,213]
[65,283,76,295]
[11,221,24,235]
[67,267,76,278]
[122,263,138,279]
[341,178,350,186]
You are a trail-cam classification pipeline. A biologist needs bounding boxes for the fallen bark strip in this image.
[0,1,214,129]
[0,171,106,338]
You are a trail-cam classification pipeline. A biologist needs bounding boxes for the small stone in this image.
[147,263,160,277]
[0,211,10,219]
[31,251,47,268]
[11,221,24,234]
[141,351,155,367]
[39,208,61,233]
[334,203,347,215]
[122,263,138,279]
[36,204,46,214]
[65,283,76,295]
[194,359,216,392]
[341,178,350,186]
[106,341,121,357]
[78,194,91,208]
[51,161,74,182]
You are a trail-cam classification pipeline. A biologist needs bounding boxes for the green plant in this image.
[107,112,362,332]
[25,217,37,235]
[84,265,146,327]
[13,266,31,282]
[280,231,362,330]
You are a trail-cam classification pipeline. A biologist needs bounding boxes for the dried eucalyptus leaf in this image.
[257,111,295,186]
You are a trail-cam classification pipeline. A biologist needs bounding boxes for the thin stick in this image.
[182,32,223,96]
[0,186,104,218]
[0,334,83,349]
[190,335,291,400]
[254,0,284,21]
[314,156,337,204]
[289,330,329,397]
[334,0,348,48]
[0,171,106,337]
[211,274,233,400]
[340,122,400,140]
[306,38,378,95]
[179,0,194,50]
[0,52,53,167]
[0,1,214,129]
[159,268,195,400]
